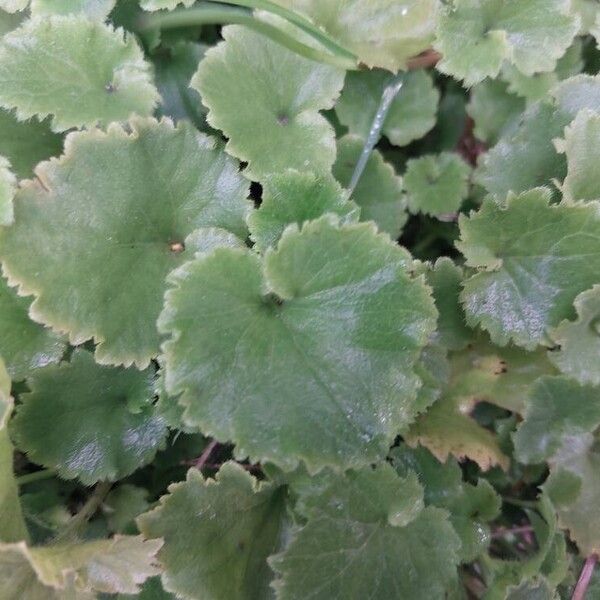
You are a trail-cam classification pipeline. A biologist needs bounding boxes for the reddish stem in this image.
[491,525,535,539]
[572,554,598,600]
[193,439,219,470]
[407,49,441,70]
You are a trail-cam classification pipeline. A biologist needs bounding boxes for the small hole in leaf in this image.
[170,241,185,253]
[105,83,117,93]
[277,113,290,126]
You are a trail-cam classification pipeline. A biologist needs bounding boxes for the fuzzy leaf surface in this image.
[333,135,407,237]
[271,464,461,599]
[192,25,344,181]
[0,16,159,132]
[272,0,437,71]
[0,118,249,367]
[160,218,436,471]
[138,463,286,600]
[30,0,116,18]
[458,189,600,349]
[435,0,578,86]
[0,155,14,225]
[12,350,167,484]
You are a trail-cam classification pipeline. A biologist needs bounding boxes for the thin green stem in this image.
[347,72,405,197]
[502,496,539,509]
[138,5,357,70]
[55,481,112,542]
[17,468,56,486]
[203,0,357,61]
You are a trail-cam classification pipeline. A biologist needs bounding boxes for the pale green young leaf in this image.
[116,577,176,600]
[272,0,438,72]
[466,79,525,145]
[476,104,569,200]
[549,285,600,385]
[0,109,63,179]
[270,464,461,599]
[422,258,473,351]
[192,25,344,181]
[335,69,439,147]
[405,395,509,471]
[458,189,600,349]
[404,152,471,217]
[249,170,358,253]
[392,446,501,562]
[0,118,249,367]
[30,0,116,19]
[0,277,65,381]
[572,0,600,33]
[435,0,578,86]
[0,15,159,132]
[0,155,15,225]
[504,578,558,600]
[333,134,407,237]
[160,217,436,471]
[413,343,450,414]
[552,73,600,116]
[138,463,287,600]
[11,350,168,485]
[556,109,600,203]
[0,359,28,544]
[0,536,161,596]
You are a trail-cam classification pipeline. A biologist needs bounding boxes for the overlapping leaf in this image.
[0,155,14,225]
[138,463,287,600]
[333,135,407,237]
[12,350,168,484]
[335,69,439,147]
[458,189,600,349]
[435,0,579,86]
[192,25,344,181]
[271,464,461,599]
[0,15,159,132]
[248,170,358,252]
[549,285,600,384]
[404,152,471,217]
[160,217,436,471]
[0,536,161,597]
[0,118,249,367]
[514,376,600,555]
[0,277,65,381]
[272,0,438,72]
[30,0,116,18]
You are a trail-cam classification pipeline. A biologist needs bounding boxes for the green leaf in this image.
[0,359,28,543]
[192,25,344,181]
[549,285,600,385]
[422,258,473,351]
[0,155,14,225]
[153,41,208,129]
[404,152,471,217]
[160,217,436,471]
[0,6,24,37]
[116,577,176,600]
[0,535,161,596]
[0,118,249,367]
[332,134,407,237]
[272,0,438,72]
[140,0,194,10]
[137,463,287,600]
[435,0,578,86]
[466,79,525,145]
[392,445,501,562]
[11,350,168,485]
[30,0,116,19]
[572,0,600,33]
[248,170,358,253]
[475,103,569,200]
[335,69,439,147]
[458,189,600,349]
[556,109,600,203]
[103,485,150,534]
[0,0,27,12]
[0,15,159,132]
[0,276,65,381]
[271,464,461,599]
[515,376,600,555]
[504,578,558,600]
[0,109,63,179]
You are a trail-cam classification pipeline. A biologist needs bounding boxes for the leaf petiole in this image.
[137,4,358,70]
[16,468,56,486]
